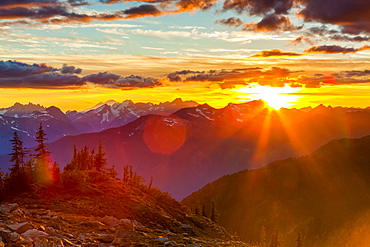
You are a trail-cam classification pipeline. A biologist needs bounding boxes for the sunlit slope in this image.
[183,135,370,247]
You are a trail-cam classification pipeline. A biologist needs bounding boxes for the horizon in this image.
[1,98,368,113]
[0,0,369,111]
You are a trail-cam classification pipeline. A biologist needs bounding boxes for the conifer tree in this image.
[296,233,303,247]
[94,140,107,172]
[202,205,207,217]
[210,201,219,222]
[34,123,50,161]
[33,123,52,184]
[9,131,27,177]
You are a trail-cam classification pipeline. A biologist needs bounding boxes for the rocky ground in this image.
[0,202,249,246]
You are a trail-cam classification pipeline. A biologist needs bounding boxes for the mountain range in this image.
[182,135,370,247]
[0,99,198,155]
[2,100,370,200]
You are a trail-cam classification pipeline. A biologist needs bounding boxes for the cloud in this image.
[60,64,82,74]
[0,73,84,89]
[122,4,162,19]
[0,0,57,8]
[334,70,370,78]
[215,17,243,27]
[304,45,370,54]
[222,0,293,15]
[292,25,370,44]
[0,60,57,77]
[248,49,303,58]
[242,14,301,32]
[83,72,161,88]
[0,60,162,89]
[297,0,370,34]
[167,70,204,81]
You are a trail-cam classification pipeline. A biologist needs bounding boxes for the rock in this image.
[21,229,49,241]
[0,241,4,247]
[186,244,201,247]
[82,221,105,229]
[96,233,115,243]
[181,224,196,236]
[120,219,144,229]
[10,232,21,241]
[158,237,169,241]
[100,216,120,227]
[7,222,32,234]
[114,224,137,242]
[0,203,19,213]
[0,229,11,243]
[165,241,178,246]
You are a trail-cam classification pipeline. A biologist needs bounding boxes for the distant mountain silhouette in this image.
[66,98,198,132]
[183,135,370,247]
[15,101,370,200]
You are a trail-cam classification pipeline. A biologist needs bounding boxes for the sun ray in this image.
[234,84,301,110]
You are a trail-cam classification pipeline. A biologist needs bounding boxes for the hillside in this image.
[182,135,370,247]
[0,171,247,246]
[45,103,370,200]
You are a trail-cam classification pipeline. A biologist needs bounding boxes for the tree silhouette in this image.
[210,201,219,222]
[94,140,107,172]
[296,233,303,247]
[9,131,27,177]
[33,123,52,184]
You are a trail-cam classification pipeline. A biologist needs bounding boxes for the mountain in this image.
[66,98,199,132]
[0,169,246,246]
[30,101,370,200]
[0,102,46,118]
[182,135,370,247]
[0,103,92,155]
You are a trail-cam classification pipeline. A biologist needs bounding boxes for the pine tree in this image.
[296,233,303,247]
[210,201,219,222]
[94,140,107,172]
[33,123,52,184]
[148,176,153,191]
[34,123,50,160]
[202,205,207,217]
[9,131,27,177]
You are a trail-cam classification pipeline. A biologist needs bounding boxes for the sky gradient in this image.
[0,0,369,111]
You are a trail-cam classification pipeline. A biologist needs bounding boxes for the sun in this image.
[234,84,300,110]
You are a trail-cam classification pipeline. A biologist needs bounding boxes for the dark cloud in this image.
[0,60,161,89]
[83,72,121,84]
[334,70,370,78]
[83,72,161,88]
[67,0,90,6]
[0,0,57,8]
[242,14,300,32]
[248,49,303,58]
[330,35,370,42]
[222,0,293,15]
[0,5,68,20]
[122,4,161,19]
[0,60,83,78]
[293,25,370,44]
[60,64,82,74]
[304,45,370,54]
[167,70,204,82]
[0,60,57,77]
[0,73,84,89]
[297,0,370,34]
[215,17,243,27]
